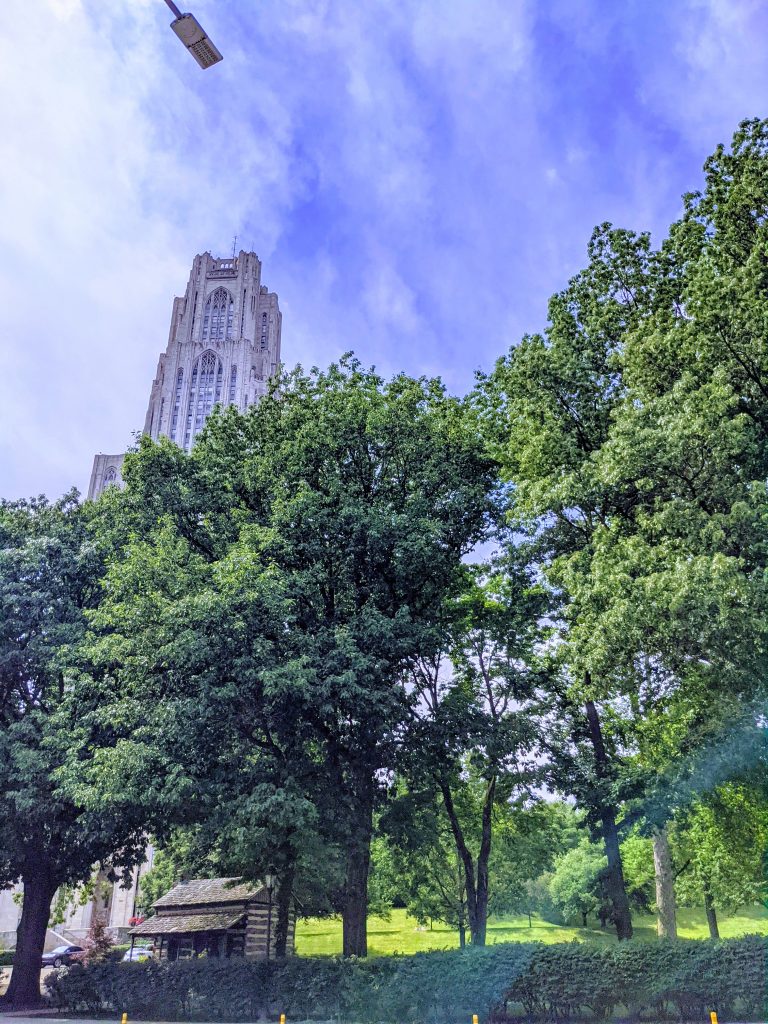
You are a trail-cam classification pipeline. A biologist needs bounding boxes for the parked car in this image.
[41,944,84,968]
[122,946,154,962]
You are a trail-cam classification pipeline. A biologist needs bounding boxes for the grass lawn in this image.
[295,904,768,957]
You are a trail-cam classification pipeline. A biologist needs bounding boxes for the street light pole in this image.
[264,871,276,961]
[162,0,183,15]
[264,872,280,958]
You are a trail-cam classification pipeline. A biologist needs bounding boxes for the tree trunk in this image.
[342,773,375,958]
[527,911,532,928]
[652,826,678,940]
[600,808,633,940]
[440,774,496,946]
[584,696,633,941]
[458,923,466,948]
[2,869,58,1009]
[274,860,295,958]
[581,910,588,928]
[704,886,720,939]
[472,775,496,946]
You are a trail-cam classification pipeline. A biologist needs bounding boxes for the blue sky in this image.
[2,0,767,499]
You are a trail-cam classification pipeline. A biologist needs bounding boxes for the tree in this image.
[476,120,768,941]
[552,120,768,937]
[489,801,580,925]
[136,850,178,917]
[548,841,606,928]
[399,555,545,945]
[81,486,337,958]
[384,795,471,946]
[80,915,114,965]
[671,784,768,938]
[84,358,497,957]
[0,494,148,1008]
[548,834,652,930]
[475,224,670,939]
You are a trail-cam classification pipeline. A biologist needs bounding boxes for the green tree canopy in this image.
[82,357,497,957]
[475,118,768,940]
[0,493,148,1008]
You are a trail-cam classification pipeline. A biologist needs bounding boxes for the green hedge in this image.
[44,935,767,1023]
[0,951,13,967]
[504,937,767,1021]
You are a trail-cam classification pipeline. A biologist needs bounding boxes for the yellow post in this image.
[473,1016,479,1024]
[121,1014,128,1024]
[710,1013,718,1024]
[280,1015,286,1024]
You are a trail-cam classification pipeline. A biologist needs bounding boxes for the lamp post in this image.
[162,0,223,69]
[264,871,276,961]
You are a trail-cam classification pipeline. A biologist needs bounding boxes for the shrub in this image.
[44,946,534,1023]
[81,915,115,965]
[44,935,768,1023]
[503,936,767,1022]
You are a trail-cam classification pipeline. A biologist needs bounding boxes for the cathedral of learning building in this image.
[89,249,282,499]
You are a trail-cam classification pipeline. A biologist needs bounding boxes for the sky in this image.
[1,0,767,500]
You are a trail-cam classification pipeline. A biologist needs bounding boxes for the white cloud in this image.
[0,0,303,498]
[362,254,423,335]
[637,0,768,150]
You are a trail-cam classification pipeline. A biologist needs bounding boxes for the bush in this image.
[44,946,534,1023]
[0,950,13,967]
[503,936,767,1022]
[81,915,115,965]
[44,935,767,1023]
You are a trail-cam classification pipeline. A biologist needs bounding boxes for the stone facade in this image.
[87,454,126,501]
[89,250,281,499]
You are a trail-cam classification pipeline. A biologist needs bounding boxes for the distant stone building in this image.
[88,249,282,499]
[0,853,156,951]
[129,878,294,960]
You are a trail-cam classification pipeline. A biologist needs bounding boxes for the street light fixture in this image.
[163,0,223,69]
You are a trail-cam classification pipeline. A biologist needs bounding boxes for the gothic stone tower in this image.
[89,250,281,499]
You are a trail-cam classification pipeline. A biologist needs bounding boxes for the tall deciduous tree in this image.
[475,225,665,939]
[552,119,768,931]
[670,784,768,939]
[477,120,768,939]
[399,558,544,945]
[86,358,496,957]
[0,494,147,1009]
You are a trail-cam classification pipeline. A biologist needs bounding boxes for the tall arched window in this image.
[184,350,223,449]
[202,288,234,342]
[229,366,237,403]
[170,368,183,441]
[103,467,117,487]
[260,312,268,350]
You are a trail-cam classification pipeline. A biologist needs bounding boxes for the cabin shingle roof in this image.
[154,877,262,908]
[131,911,246,935]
